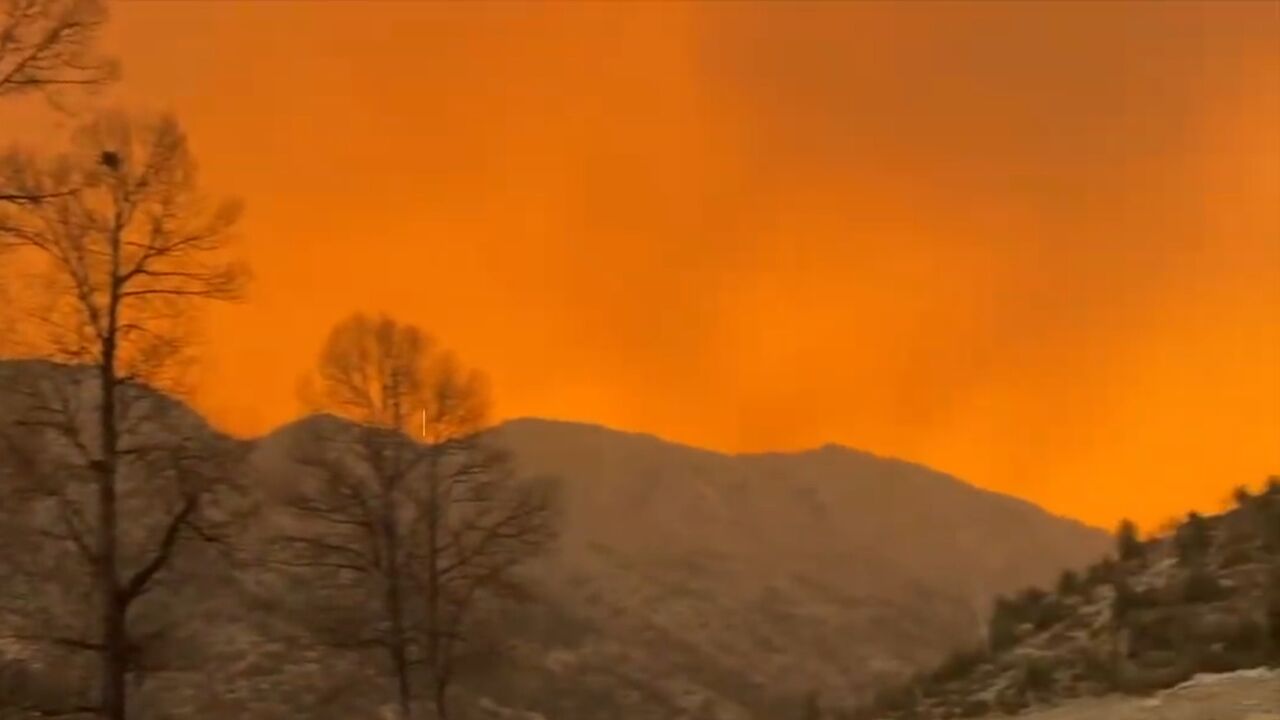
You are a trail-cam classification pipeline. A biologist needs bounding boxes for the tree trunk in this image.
[100,587,127,720]
[432,673,449,720]
[99,220,127,720]
[387,614,411,720]
[98,472,127,720]
[382,464,412,720]
[425,450,441,687]
[98,345,126,720]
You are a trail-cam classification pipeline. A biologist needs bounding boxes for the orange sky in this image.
[4,1,1278,532]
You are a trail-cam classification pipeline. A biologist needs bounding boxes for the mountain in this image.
[462,418,1109,715]
[0,361,1112,718]
[852,485,1280,720]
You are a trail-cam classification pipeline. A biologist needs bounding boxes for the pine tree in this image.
[1116,519,1144,562]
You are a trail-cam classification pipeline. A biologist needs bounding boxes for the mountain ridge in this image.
[247,411,1106,553]
[0,359,1113,717]
[490,415,1105,535]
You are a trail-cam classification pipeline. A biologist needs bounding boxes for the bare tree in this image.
[0,0,115,104]
[270,313,556,719]
[0,0,117,207]
[410,418,556,720]
[0,111,247,720]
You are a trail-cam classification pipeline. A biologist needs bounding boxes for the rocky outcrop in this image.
[851,483,1280,720]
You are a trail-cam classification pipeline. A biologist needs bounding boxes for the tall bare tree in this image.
[0,0,117,204]
[271,313,556,719]
[412,395,556,720]
[0,111,247,720]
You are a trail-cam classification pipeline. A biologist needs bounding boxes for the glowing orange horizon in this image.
[3,1,1276,534]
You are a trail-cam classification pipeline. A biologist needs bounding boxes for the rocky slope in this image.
[851,484,1280,720]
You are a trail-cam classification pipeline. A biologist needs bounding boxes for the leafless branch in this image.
[0,188,75,204]
[0,0,117,101]
[24,705,101,718]
[0,633,101,652]
[119,493,197,605]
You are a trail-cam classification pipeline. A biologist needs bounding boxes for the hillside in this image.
[245,416,1110,716]
[851,484,1280,720]
[0,361,1112,718]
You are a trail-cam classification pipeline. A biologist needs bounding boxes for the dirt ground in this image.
[1006,669,1280,720]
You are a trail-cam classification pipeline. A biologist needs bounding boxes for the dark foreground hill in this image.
[851,483,1280,720]
[0,361,1112,718]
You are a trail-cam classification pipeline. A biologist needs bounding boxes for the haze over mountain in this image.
[489,417,1107,608]
[3,0,1268,533]
[245,408,1110,715]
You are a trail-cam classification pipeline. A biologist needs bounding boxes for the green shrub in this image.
[1085,558,1118,588]
[1116,519,1145,562]
[988,596,1019,652]
[1182,568,1228,603]
[1019,655,1057,696]
[1018,587,1049,609]
[1031,598,1070,631]
[871,684,917,714]
[1259,499,1280,552]
[995,686,1029,714]
[957,698,991,717]
[1267,577,1280,655]
[1130,612,1182,654]
[1112,578,1158,622]
[1116,657,1196,695]
[1223,617,1268,657]
[1198,645,1251,674]
[1220,544,1255,568]
[1175,512,1213,565]
[1233,485,1254,509]
[933,647,989,684]
[1079,649,1119,691]
[1057,570,1081,596]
